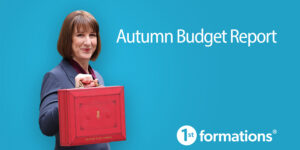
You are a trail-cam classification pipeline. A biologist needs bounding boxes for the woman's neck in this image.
[73,57,89,73]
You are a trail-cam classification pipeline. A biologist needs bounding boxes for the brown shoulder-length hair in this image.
[57,10,101,61]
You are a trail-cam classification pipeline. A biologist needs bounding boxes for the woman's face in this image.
[72,26,97,61]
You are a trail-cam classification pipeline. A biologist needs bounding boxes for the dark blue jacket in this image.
[39,59,110,150]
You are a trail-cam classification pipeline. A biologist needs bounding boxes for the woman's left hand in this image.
[75,74,100,88]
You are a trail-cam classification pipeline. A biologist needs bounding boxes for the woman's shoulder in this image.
[45,59,73,79]
[41,64,65,91]
[45,64,65,79]
[42,61,69,84]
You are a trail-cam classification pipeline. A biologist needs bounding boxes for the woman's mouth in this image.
[81,48,90,52]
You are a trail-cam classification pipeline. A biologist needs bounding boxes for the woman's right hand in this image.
[75,74,99,88]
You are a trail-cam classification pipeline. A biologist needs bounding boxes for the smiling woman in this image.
[39,10,109,150]
[72,26,97,72]
[57,10,101,63]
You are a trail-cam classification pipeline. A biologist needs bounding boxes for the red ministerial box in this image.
[58,86,126,146]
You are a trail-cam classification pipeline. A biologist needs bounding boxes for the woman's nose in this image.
[83,36,92,45]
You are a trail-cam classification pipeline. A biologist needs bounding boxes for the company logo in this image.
[177,125,277,146]
[177,125,197,145]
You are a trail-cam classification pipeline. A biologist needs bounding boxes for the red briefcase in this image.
[58,86,126,146]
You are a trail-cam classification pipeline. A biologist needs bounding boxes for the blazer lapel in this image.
[59,59,78,87]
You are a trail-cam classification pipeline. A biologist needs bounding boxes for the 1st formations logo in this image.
[177,125,277,146]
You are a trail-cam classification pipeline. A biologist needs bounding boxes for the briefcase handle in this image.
[78,80,100,88]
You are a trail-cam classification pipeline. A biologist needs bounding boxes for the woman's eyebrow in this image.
[75,31,96,33]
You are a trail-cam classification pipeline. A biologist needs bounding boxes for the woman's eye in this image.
[90,34,97,37]
[77,34,83,37]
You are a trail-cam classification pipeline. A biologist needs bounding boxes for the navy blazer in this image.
[39,59,110,150]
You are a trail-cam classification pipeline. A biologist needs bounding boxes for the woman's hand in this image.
[75,74,99,88]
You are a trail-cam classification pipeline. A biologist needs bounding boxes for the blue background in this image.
[0,0,299,149]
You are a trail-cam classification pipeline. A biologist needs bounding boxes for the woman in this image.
[39,10,110,150]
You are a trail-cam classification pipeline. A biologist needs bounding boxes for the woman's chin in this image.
[74,55,92,61]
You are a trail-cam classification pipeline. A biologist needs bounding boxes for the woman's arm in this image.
[39,72,62,136]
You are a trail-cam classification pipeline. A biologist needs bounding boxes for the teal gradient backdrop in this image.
[0,0,299,149]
